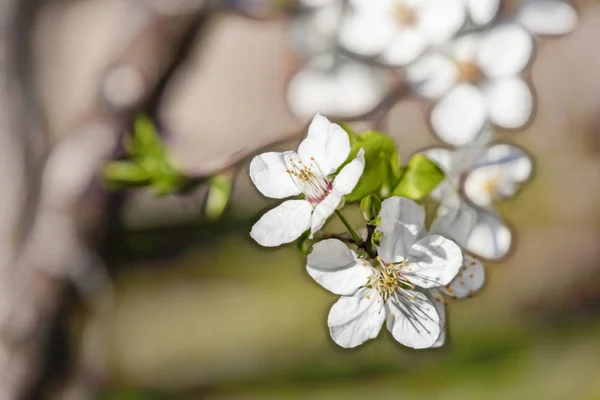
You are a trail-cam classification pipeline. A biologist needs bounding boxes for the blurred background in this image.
[2,0,600,399]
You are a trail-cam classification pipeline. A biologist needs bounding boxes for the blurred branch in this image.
[0,1,214,398]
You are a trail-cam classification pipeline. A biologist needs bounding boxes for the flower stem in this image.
[335,209,362,245]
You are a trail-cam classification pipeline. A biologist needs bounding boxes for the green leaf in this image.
[360,193,382,222]
[340,128,402,202]
[392,154,445,200]
[128,114,164,158]
[204,170,234,221]
[103,161,150,184]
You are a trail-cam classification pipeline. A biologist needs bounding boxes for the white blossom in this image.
[250,115,365,247]
[424,140,532,260]
[338,0,466,67]
[406,23,534,145]
[287,1,389,119]
[516,0,578,36]
[307,197,462,349]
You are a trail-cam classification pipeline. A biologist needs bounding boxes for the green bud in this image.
[371,230,383,247]
[360,193,382,222]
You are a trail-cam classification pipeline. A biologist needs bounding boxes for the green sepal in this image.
[296,230,313,256]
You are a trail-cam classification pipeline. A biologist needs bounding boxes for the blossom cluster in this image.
[244,1,576,349]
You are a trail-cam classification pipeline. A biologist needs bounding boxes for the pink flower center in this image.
[286,156,332,204]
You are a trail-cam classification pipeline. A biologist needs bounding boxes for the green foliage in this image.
[339,127,402,202]
[360,194,382,223]
[103,114,187,196]
[204,170,234,221]
[392,154,445,200]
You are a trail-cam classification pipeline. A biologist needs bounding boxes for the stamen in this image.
[285,157,332,203]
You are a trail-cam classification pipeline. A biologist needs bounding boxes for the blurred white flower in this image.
[516,0,578,36]
[338,0,466,67]
[287,1,390,119]
[250,115,365,247]
[406,23,534,146]
[306,197,462,349]
[462,0,500,27]
[286,54,390,119]
[424,140,532,260]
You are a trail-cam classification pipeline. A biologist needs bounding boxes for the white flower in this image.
[406,23,534,145]
[516,0,578,36]
[306,197,462,349]
[338,0,466,67]
[286,54,390,120]
[424,140,532,260]
[250,115,365,247]
[462,0,500,27]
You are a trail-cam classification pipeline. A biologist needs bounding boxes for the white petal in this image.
[328,288,386,348]
[250,200,313,247]
[464,211,512,260]
[464,143,532,207]
[286,56,389,119]
[430,290,446,347]
[299,114,350,175]
[467,0,500,26]
[307,238,356,269]
[431,83,487,146]
[249,152,302,199]
[385,290,440,349]
[405,52,459,99]
[477,24,533,78]
[376,197,425,264]
[378,28,427,67]
[332,149,365,195]
[518,0,578,36]
[485,78,533,130]
[310,190,344,237]
[404,234,463,288]
[430,201,478,247]
[417,0,466,45]
[307,239,373,295]
[338,12,397,58]
[441,254,485,298]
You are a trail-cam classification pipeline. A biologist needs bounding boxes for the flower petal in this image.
[441,253,485,298]
[463,143,533,207]
[338,12,397,58]
[429,290,446,347]
[385,290,440,349]
[298,114,351,175]
[417,0,466,45]
[431,83,487,146]
[250,200,313,247]
[484,77,533,130]
[477,23,533,78]
[430,201,478,247]
[286,56,389,119]
[404,234,463,288]
[518,0,578,36]
[332,149,365,195]
[328,288,386,348]
[466,0,500,26]
[378,28,427,67]
[310,190,344,237]
[249,152,302,199]
[405,52,459,99]
[464,210,512,260]
[307,239,373,295]
[376,197,425,264]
